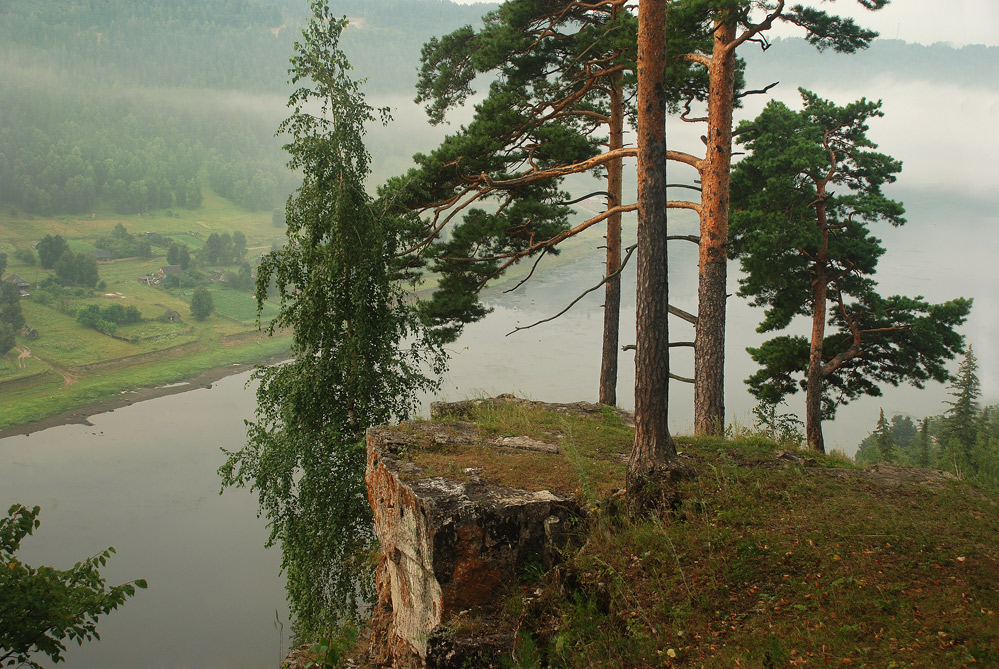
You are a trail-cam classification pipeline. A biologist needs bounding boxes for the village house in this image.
[94,249,113,263]
[3,273,32,297]
[158,265,182,279]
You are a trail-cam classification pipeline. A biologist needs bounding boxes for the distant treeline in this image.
[743,37,999,90]
[0,81,294,216]
[0,0,494,94]
[0,0,493,217]
[0,0,289,92]
[2,0,993,218]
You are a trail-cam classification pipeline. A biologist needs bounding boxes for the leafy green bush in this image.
[190,286,213,321]
[13,248,36,265]
[0,504,146,668]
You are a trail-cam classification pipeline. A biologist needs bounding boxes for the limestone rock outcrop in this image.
[365,423,581,666]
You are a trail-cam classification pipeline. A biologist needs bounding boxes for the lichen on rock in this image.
[364,402,585,665]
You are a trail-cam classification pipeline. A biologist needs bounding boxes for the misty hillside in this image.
[0,0,494,217]
[0,0,495,93]
[1,0,995,219]
[742,37,998,90]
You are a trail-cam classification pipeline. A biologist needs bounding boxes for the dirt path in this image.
[17,345,78,385]
[52,364,78,386]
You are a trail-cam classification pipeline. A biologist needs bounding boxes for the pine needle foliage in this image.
[729,89,971,450]
[943,345,981,461]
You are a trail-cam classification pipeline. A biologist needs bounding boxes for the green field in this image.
[210,288,280,324]
[165,233,206,249]
[0,189,292,431]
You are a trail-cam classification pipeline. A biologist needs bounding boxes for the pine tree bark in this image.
[805,274,827,453]
[805,201,830,453]
[694,15,737,436]
[629,0,677,493]
[599,75,624,406]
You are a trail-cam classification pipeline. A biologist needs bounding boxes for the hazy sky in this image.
[449,0,999,47]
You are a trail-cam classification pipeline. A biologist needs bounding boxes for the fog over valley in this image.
[1,1,997,666]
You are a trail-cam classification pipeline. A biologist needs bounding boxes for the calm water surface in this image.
[2,198,994,667]
[0,374,287,668]
[3,81,996,669]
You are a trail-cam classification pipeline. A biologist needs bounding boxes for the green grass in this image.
[210,287,279,324]
[401,399,632,501]
[0,334,290,431]
[381,400,999,668]
[0,348,49,383]
[0,187,285,254]
[166,233,206,249]
[0,190,293,431]
[19,301,198,367]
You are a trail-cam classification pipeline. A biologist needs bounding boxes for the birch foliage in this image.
[219,0,445,636]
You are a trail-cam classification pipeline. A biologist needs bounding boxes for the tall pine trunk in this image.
[805,277,827,453]
[600,76,624,406]
[694,16,737,435]
[630,0,677,492]
[805,201,830,453]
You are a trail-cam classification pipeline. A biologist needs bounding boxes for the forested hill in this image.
[742,37,999,90]
[0,0,496,93]
[0,0,993,219]
[0,0,494,218]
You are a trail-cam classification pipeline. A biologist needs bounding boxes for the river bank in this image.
[0,347,289,439]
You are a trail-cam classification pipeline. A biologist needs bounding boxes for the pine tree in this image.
[917,417,931,468]
[942,345,980,464]
[874,408,895,463]
[389,0,676,406]
[667,0,891,435]
[971,406,999,489]
[729,90,971,452]
[890,414,918,462]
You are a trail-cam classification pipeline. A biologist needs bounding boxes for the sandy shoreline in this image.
[0,355,287,440]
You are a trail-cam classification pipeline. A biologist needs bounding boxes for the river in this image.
[2,199,993,666]
[3,81,996,667]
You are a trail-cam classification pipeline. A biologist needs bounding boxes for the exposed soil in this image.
[16,345,30,369]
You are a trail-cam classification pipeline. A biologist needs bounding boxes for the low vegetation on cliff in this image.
[351,399,999,668]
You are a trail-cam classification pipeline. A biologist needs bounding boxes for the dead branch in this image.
[681,97,708,123]
[503,248,548,294]
[622,341,695,351]
[735,81,780,99]
[666,150,704,170]
[557,191,614,206]
[669,304,697,325]
[666,183,702,193]
[506,243,637,336]
[727,0,786,55]
[667,200,702,214]
[683,52,712,68]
